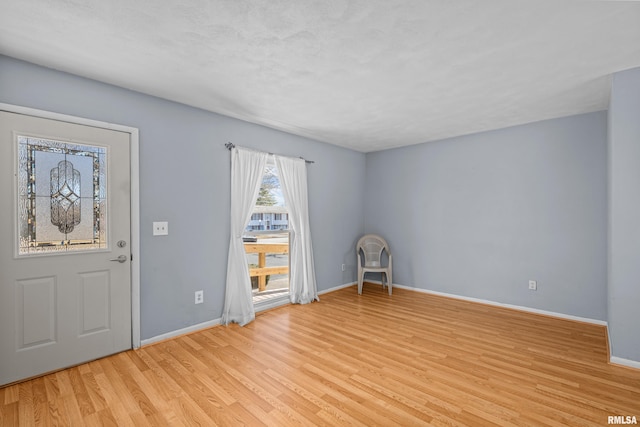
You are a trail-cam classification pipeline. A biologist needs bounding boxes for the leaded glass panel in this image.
[17,136,107,255]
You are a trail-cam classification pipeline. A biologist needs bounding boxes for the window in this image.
[245,158,290,305]
[17,136,107,255]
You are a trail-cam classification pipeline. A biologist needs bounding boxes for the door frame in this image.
[0,103,141,349]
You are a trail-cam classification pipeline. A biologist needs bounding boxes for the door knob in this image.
[110,255,128,263]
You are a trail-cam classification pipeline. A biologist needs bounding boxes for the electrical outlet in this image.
[153,221,168,236]
[195,290,204,304]
[528,280,537,291]
[341,264,346,271]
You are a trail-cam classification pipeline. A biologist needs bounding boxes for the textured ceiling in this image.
[1,1,639,152]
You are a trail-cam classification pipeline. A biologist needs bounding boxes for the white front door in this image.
[0,111,132,386]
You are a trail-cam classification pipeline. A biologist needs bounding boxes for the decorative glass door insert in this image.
[17,135,107,255]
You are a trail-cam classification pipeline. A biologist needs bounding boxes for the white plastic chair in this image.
[357,234,393,295]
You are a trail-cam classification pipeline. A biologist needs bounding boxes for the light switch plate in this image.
[153,221,168,236]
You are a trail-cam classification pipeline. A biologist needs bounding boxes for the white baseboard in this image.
[610,357,640,370]
[392,283,608,326]
[255,296,290,313]
[141,297,290,347]
[318,281,357,295]
[388,282,636,366]
[141,286,330,347]
[141,318,221,347]
[320,280,395,295]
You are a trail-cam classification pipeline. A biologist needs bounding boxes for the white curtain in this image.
[222,147,268,325]
[275,155,319,304]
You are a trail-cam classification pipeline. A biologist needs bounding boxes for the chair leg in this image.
[358,271,363,295]
[387,270,392,295]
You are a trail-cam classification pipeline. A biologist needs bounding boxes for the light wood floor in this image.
[2,284,639,426]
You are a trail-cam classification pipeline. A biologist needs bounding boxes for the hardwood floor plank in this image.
[95,359,150,426]
[92,372,138,427]
[263,367,367,426]
[59,394,84,426]
[155,348,259,425]
[316,394,381,427]
[108,353,160,421]
[17,381,35,426]
[30,378,49,427]
[45,397,68,427]
[3,284,640,426]
[82,409,119,427]
[81,371,107,414]
[169,395,218,427]
[66,368,95,417]
[1,402,18,427]
[135,347,187,401]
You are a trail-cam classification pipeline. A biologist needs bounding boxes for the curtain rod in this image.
[225,142,315,164]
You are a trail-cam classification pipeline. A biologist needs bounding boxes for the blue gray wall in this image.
[608,67,640,362]
[3,55,637,362]
[365,112,608,321]
[0,55,366,340]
